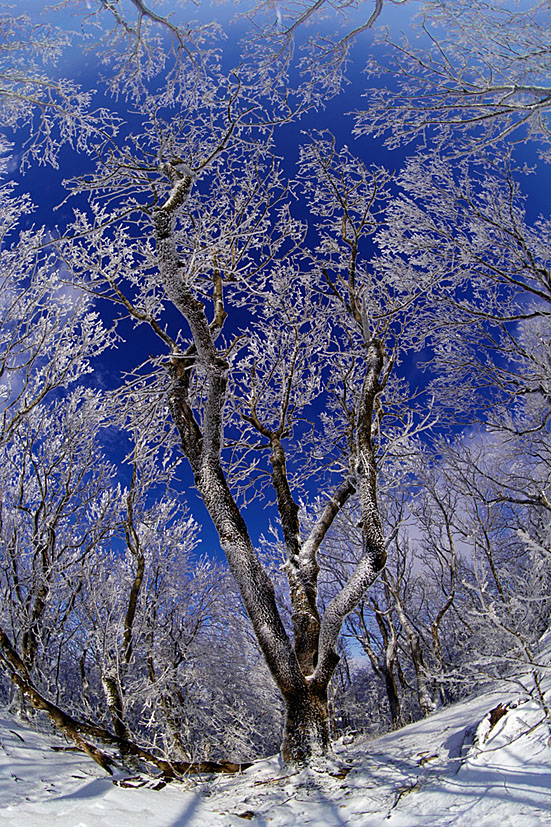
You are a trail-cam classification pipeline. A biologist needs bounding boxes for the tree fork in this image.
[154,171,307,703]
[153,161,387,766]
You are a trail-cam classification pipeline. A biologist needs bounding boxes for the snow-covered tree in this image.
[357,0,551,158]
[50,103,445,764]
[2,0,551,772]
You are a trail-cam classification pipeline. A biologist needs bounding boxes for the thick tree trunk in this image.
[281,683,331,765]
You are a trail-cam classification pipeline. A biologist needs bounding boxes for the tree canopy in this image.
[1,0,550,772]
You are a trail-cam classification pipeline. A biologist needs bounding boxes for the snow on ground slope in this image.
[1,658,550,826]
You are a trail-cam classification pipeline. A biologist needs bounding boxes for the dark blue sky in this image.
[7,0,550,554]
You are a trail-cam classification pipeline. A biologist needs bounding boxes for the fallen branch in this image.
[0,625,252,777]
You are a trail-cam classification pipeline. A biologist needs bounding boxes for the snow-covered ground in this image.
[1,660,550,826]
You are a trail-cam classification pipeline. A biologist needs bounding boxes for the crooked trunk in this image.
[281,683,331,765]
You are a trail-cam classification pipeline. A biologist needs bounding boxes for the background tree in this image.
[0,389,117,688]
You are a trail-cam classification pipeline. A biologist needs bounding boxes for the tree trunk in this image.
[408,632,436,717]
[381,664,403,729]
[156,171,386,767]
[102,673,130,743]
[281,683,331,765]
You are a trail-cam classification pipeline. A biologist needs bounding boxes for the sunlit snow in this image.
[1,640,550,826]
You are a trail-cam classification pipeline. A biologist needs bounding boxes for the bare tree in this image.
[77,433,279,765]
[52,116,442,765]
[368,154,551,426]
[5,0,551,775]
[356,0,551,158]
[428,434,551,723]
[0,390,117,686]
[0,170,115,445]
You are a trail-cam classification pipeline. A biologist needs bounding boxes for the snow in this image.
[1,658,551,826]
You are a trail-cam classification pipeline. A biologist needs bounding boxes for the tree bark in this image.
[358,623,404,729]
[382,664,403,728]
[281,682,332,765]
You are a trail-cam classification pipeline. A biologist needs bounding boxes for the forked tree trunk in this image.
[155,169,387,768]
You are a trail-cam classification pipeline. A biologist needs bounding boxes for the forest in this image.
[1,0,551,777]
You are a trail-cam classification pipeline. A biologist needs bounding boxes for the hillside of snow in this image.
[1,650,551,826]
